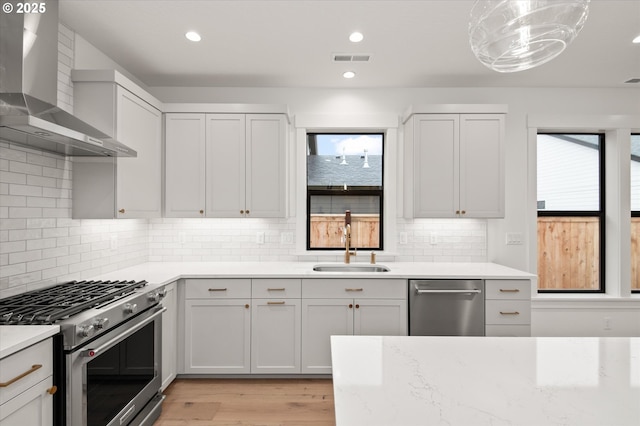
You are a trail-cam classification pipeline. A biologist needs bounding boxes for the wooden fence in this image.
[538,217,640,290]
[310,214,379,248]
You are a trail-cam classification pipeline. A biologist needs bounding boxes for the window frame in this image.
[632,133,639,293]
[537,133,606,294]
[305,132,385,251]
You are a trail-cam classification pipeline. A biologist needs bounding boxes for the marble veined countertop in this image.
[331,335,640,426]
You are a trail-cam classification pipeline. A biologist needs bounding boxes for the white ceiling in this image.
[59,0,640,89]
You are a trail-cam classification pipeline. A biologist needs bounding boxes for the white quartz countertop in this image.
[93,261,534,285]
[331,335,640,426]
[0,325,59,359]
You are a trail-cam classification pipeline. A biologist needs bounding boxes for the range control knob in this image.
[77,324,95,338]
[123,303,138,315]
[93,318,109,330]
[147,292,160,303]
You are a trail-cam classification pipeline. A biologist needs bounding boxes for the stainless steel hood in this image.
[0,0,136,157]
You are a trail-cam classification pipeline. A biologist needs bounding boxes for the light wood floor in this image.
[154,379,336,426]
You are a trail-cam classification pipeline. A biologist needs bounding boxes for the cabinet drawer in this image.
[485,280,531,299]
[252,279,301,299]
[185,279,251,299]
[302,279,406,299]
[485,300,531,325]
[486,325,531,337]
[0,339,53,406]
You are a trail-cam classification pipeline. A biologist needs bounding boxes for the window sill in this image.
[532,293,640,309]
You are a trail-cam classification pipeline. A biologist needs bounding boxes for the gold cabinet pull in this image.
[267,301,285,305]
[245,210,250,215]
[199,210,204,214]
[499,289,520,293]
[240,210,245,214]
[245,304,250,309]
[499,311,520,315]
[0,364,42,387]
[208,288,227,292]
[455,210,460,215]
[267,288,286,291]
[461,210,466,215]
[118,208,125,214]
[47,385,58,395]
[348,304,353,308]
[355,304,360,309]
[345,288,363,292]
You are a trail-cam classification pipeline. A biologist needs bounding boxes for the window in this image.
[537,133,605,292]
[632,134,640,293]
[306,133,383,250]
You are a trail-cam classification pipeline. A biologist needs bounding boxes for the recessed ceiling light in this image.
[185,31,201,42]
[633,34,640,44]
[349,32,364,43]
[343,71,356,79]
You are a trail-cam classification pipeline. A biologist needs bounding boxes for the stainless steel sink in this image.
[312,264,390,273]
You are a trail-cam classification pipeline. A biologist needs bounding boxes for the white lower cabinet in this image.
[161,281,177,390]
[183,279,252,374]
[251,279,301,374]
[0,339,54,426]
[484,279,532,336]
[301,279,408,374]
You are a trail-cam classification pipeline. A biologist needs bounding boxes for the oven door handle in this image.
[80,306,166,359]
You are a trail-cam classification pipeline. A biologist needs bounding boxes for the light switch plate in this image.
[256,231,265,244]
[505,232,524,245]
[281,232,294,244]
[399,232,408,244]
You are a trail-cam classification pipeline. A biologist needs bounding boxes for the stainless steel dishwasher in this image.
[409,279,485,336]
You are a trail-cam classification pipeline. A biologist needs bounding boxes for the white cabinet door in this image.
[184,299,251,373]
[205,114,247,217]
[0,377,53,426]
[251,298,301,373]
[115,86,162,218]
[409,113,504,218]
[164,114,206,217]
[354,299,408,336]
[245,114,286,217]
[413,114,459,218]
[301,299,353,374]
[459,114,504,218]
[161,282,177,390]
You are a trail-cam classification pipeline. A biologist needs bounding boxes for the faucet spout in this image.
[344,223,356,264]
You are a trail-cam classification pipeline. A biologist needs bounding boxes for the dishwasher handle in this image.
[414,285,482,295]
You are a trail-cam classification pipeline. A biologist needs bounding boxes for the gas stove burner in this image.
[0,279,147,325]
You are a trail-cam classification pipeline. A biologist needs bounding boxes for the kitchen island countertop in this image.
[331,335,640,426]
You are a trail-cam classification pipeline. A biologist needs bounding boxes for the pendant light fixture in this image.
[469,0,590,73]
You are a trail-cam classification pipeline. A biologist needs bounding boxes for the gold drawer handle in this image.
[47,385,58,395]
[0,364,42,388]
[118,208,125,214]
[499,289,520,293]
[267,301,285,305]
[267,288,286,291]
[208,288,227,292]
[500,311,520,315]
[345,288,363,292]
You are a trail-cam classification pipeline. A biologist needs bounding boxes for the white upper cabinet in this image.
[71,71,162,219]
[404,108,505,218]
[164,114,207,217]
[165,111,287,218]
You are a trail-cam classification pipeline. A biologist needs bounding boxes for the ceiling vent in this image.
[624,78,640,83]
[332,53,372,62]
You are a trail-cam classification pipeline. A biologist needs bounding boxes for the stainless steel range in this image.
[0,280,167,426]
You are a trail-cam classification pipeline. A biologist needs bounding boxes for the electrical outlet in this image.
[399,232,408,244]
[256,231,265,244]
[110,235,118,250]
[281,232,294,244]
[603,316,612,330]
[430,232,438,245]
[178,232,186,245]
[506,232,524,245]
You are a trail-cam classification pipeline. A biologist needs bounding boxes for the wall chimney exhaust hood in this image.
[0,0,136,157]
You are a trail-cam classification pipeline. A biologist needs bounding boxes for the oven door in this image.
[66,305,165,426]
